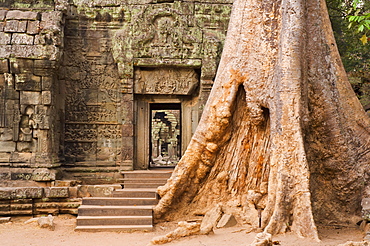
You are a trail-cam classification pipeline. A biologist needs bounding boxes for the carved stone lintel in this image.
[134,67,199,95]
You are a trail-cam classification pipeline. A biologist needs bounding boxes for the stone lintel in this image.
[133,58,202,68]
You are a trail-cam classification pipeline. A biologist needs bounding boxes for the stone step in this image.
[75,170,173,232]
[63,167,121,173]
[122,178,168,184]
[76,215,152,226]
[82,197,158,206]
[123,183,165,189]
[113,188,157,198]
[64,161,116,167]
[75,224,153,232]
[78,205,153,216]
[121,170,172,179]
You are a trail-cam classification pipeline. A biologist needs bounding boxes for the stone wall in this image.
[0,0,368,186]
[0,183,121,215]
[0,3,65,184]
[0,0,233,184]
[60,0,233,180]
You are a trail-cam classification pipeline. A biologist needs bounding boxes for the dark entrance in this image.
[150,103,181,167]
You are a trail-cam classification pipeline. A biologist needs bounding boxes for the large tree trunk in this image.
[154,0,370,240]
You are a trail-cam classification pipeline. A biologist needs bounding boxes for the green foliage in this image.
[327,0,370,112]
[347,1,370,44]
[327,0,370,72]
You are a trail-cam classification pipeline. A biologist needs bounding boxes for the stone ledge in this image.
[0,187,43,199]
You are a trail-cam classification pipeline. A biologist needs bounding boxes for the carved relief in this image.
[19,106,37,142]
[65,85,117,123]
[65,104,117,123]
[96,124,122,161]
[117,6,202,60]
[64,142,97,161]
[65,124,98,142]
[134,67,199,95]
[153,16,178,46]
[98,124,122,139]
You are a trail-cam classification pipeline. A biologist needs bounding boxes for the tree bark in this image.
[154,0,370,240]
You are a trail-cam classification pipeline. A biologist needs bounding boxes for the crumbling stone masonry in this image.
[0,0,233,187]
[0,0,368,216]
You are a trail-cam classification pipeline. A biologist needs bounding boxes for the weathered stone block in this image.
[0,59,8,73]
[0,188,12,199]
[54,180,81,187]
[0,33,11,45]
[121,136,133,158]
[18,20,27,32]
[41,76,53,90]
[0,153,10,162]
[27,20,40,34]
[42,91,51,105]
[10,58,34,74]
[44,187,69,198]
[7,20,27,34]
[6,10,39,20]
[0,22,4,32]
[5,99,18,112]
[32,168,59,181]
[11,33,34,45]
[0,45,12,58]
[0,141,15,152]
[122,124,134,137]
[34,61,56,76]
[11,45,40,59]
[1,113,13,128]
[0,128,13,141]
[0,10,8,21]
[20,91,41,105]
[10,172,32,180]
[10,152,32,163]
[41,11,63,28]
[12,187,43,199]
[17,141,37,152]
[55,0,69,11]
[34,106,50,129]
[77,184,121,197]
[15,74,41,91]
[68,187,78,198]
[10,45,59,60]
[4,20,18,32]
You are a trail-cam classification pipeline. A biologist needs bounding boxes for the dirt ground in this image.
[0,215,367,246]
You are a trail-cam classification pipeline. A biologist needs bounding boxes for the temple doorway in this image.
[150,103,181,168]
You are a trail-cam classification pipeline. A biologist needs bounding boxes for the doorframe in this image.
[134,96,193,170]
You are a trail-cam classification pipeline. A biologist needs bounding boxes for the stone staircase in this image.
[75,169,172,232]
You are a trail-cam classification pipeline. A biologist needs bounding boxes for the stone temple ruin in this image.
[0,0,232,180]
[0,0,232,216]
[0,0,369,223]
